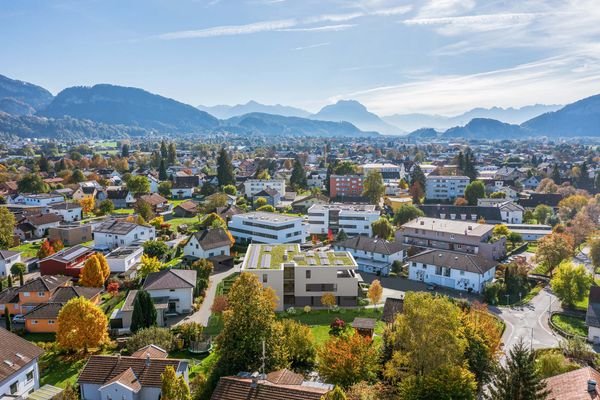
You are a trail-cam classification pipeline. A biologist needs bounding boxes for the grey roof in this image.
[420,205,502,223]
[408,249,498,275]
[0,328,44,382]
[402,217,494,237]
[48,286,102,303]
[335,236,405,255]
[192,228,232,250]
[18,275,71,294]
[143,269,197,290]
[0,250,20,260]
[94,219,140,235]
[41,244,93,263]
[586,287,600,328]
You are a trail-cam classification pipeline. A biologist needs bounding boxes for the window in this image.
[306,270,311,279]
[32,320,38,324]
[10,382,17,394]
[23,292,30,297]
[262,274,268,283]
[26,371,34,381]
[48,320,55,324]
[38,292,45,296]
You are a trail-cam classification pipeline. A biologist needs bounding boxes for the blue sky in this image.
[1,0,600,115]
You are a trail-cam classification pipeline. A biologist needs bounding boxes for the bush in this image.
[483,281,502,305]
[286,307,297,315]
[126,327,175,353]
[329,318,347,336]
[303,305,311,313]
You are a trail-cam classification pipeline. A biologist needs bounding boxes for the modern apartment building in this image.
[228,212,306,244]
[243,179,286,197]
[425,175,470,201]
[329,175,364,199]
[396,217,506,260]
[241,244,361,310]
[307,204,379,237]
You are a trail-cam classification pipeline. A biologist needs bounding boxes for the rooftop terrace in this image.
[243,244,356,270]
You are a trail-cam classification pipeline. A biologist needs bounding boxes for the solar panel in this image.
[261,254,272,269]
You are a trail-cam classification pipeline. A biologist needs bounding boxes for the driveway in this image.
[176,264,240,327]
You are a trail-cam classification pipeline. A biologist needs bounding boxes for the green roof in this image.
[244,244,356,270]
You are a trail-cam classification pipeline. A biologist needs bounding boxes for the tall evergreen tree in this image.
[463,148,478,181]
[5,310,12,332]
[160,140,168,159]
[551,164,561,183]
[38,155,49,172]
[159,158,168,181]
[18,270,23,287]
[121,143,130,157]
[216,148,235,187]
[578,161,590,187]
[456,151,465,173]
[130,290,157,333]
[410,164,426,190]
[168,142,177,165]
[485,340,548,400]
[7,275,12,288]
[290,157,308,190]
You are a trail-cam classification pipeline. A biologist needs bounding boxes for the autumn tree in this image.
[493,224,510,237]
[278,318,317,372]
[321,293,336,311]
[18,173,49,193]
[567,210,595,247]
[96,199,115,216]
[161,365,191,400]
[463,302,502,387]
[371,218,394,240]
[37,239,56,259]
[0,207,16,249]
[134,199,155,221]
[591,239,600,271]
[95,253,110,281]
[318,333,379,388]
[211,295,229,314]
[131,290,157,333]
[398,365,477,400]
[79,255,105,287]
[57,297,109,352]
[558,194,589,220]
[79,195,95,214]
[321,387,347,400]
[362,170,385,205]
[533,204,552,224]
[409,182,424,204]
[367,280,383,306]
[550,261,593,307]
[139,255,162,278]
[535,232,575,275]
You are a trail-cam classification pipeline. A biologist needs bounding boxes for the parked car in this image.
[12,314,25,323]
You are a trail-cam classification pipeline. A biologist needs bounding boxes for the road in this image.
[176,264,240,326]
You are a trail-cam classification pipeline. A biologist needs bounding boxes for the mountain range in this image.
[0,73,598,140]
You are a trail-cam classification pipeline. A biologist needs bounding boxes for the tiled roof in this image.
[18,275,70,294]
[0,250,20,260]
[335,236,405,255]
[101,367,142,393]
[78,355,186,388]
[211,375,331,400]
[0,288,19,304]
[545,366,600,399]
[192,228,232,251]
[24,302,63,319]
[351,317,376,330]
[25,213,63,226]
[143,269,197,290]
[49,286,102,303]
[131,345,168,359]
[408,249,498,275]
[175,201,199,213]
[139,194,168,206]
[0,327,44,382]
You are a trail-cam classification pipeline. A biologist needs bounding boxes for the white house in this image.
[243,179,286,197]
[183,228,231,260]
[505,224,552,241]
[147,175,160,193]
[142,269,197,314]
[15,214,63,240]
[408,249,497,293]
[307,170,327,190]
[0,327,44,399]
[333,236,406,276]
[228,212,306,244]
[425,175,470,201]
[307,204,380,237]
[496,201,524,224]
[0,250,22,278]
[92,219,155,250]
[47,202,83,223]
[106,246,143,277]
[586,287,600,344]
[22,194,64,207]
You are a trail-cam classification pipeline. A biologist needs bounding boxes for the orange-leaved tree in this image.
[57,296,109,352]
[367,280,383,307]
[79,195,96,214]
[37,239,56,259]
[95,252,110,281]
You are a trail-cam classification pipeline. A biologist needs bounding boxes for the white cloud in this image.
[280,24,355,32]
[293,42,331,51]
[157,19,297,40]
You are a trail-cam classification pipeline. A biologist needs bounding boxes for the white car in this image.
[12,314,25,323]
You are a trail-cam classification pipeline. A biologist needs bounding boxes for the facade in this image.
[243,179,286,197]
[142,269,197,314]
[48,224,93,246]
[408,249,497,293]
[505,223,552,241]
[92,220,156,249]
[106,187,135,209]
[0,327,44,399]
[38,245,95,278]
[333,236,406,276]
[7,276,71,316]
[106,246,143,277]
[396,217,506,260]
[183,228,231,260]
[425,175,469,201]
[586,286,600,344]
[47,202,82,223]
[241,244,362,311]
[0,250,22,278]
[228,212,306,244]
[307,204,379,237]
[15,214,63,240]
[329,175,364,199]
[21,194,64,207]
[419,204,503,224]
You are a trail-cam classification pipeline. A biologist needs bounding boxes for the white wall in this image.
[408,260,494,293]
[0,361,39,399]
[147,288,193,313]
[0,253,22,277]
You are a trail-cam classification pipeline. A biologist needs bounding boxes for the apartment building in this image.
[241,244,361,311]
[396,217,506,260]
[333,236,406,276]
[425,175,470,201]
[329,175,364,199]
[243,179,286,197]
[228,212,306,244]
[307,204,379,237]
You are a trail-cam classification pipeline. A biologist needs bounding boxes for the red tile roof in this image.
[545,366,600,400]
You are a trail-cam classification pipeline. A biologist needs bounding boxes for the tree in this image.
[127,175,151,194]
[409,182,424,204]
[0,207,15,249]
[160,140,168,159]
[321,387,347,400]
[550,261,593,307]
[558,194,589,221]
[591,239,600,270]
[336,229,349,242]
[139,255,162,278]
[321,293,336,311]
[216,148,235,187]
[507,231,523,248]
[362,170,385,205]
[567,211,595,247]
[464,180,485,205]
[254,197,268,208]
[222,184,237,196]
[71,169,85,183]
[159,158,168,181]
[158,181,172,197]
[10,262,25,277]
[536,232,575,275]
[334,161,357,176]
[18,173,49,193]
[410,165,426,190]
[490,192,506,199]
[126,326,175,353]
[107,281,119,297]
[367,280,383,306]
[57,297,108,352]
[131,290,158,333]
[143,240,169,259]
[211,295,229,314]
[37,239,56,259]
[318,333,379,388]
[5,309,12,332]
[485,339,549,400]
[371,218,393,240]
[533,204,552,224]
[493,224,510,237]
[79,255,105,287]
[95,253,110,281]
[97,199,115,215]
[7,275,12,288]
[199,213,227,229]
[454,197,468,206]
[398,365,477,400]
[134,199,155,221]
[278,319,317,372]
[121,143,130,157]
[79,195,95,214]
[161,365,191,400]
[290,157,308,190]
[168,142,177,166]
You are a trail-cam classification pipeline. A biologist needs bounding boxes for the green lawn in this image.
[100,292,126,316]
[551,314,587,337]
[166,217,199,231]
[112,208,135,215]
[39,352,87,388]
[215,273,240,296]
[10,241,41,258]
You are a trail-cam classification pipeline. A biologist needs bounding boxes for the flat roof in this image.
[234,211,302,223]
[242,244,357,270]
[107,246,142,259]
[402,217,494,237]
[309,203,377,212]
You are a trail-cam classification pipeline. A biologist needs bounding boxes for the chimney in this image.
[588,379,597,393]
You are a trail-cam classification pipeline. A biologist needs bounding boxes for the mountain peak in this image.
[312,99,402,135]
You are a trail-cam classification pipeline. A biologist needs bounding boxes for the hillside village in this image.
[0,136,598,400]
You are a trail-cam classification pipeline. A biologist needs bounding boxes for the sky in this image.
[1,0,600,116]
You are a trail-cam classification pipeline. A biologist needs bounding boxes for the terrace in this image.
[244,244,356,270]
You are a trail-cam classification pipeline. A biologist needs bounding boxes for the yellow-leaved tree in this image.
[79,255,105,287]
[161,365,191,400]
[95,252,110,281]
[57,297,109,352]
[367,280,383,306]
[139,254,162,278]
[79,195,96,214]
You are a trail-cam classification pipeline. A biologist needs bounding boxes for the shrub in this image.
[286,307,297,315]
[329,318,346,336]
[126,327,175,353]
[303,305,311,314]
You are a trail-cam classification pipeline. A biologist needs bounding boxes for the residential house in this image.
[142,269,197,315]
[307,170,327,190]
[138,194,170,214]
[93,219,156,250]
[211,369,333,400]
[106,246,143,278]
[425,175,470,202]
[77,353,188,400]
[21,194,64,207]
[252,188,281,207]
[171,176,199,199]
[544,366,600,400]
[15,214,63,240]
[38,245,95,278]
[47,202,83,223]
[215,204,243,222]
[333,236,406,276]
[290,194,329,213]
[408,249,497,293]
[106,187,135,209]
[0,327,44,399]
[243,179,286,197]
[228,212,306,244]
[396,217,506,260]
[0,250,22,278]
[0,288,19,317]
[519,175,542,190]
[110,290,165,332]
[173,201,199,218]
[241,244,361,311]
[13,276,71,315]
[519,193,564,210]
[420,204,503,224]
[48,224,93,246]
[147,175,159,193]
[586,286,600,344]
[307,204,379,237]
[183,228,231,261]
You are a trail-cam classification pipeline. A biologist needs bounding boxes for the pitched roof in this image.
[0,288,19,305]
[24,213,63,226]
[77,355,186,388]
[143,269,197,290]
[48,286,102,303]
[131,345,168,359]
[18,275,71,294]
[0,250,20,260]
[0,327,44,382]
[101,367,142,393]
[175,200,199,213]
[351,317,376,330]
[382,297,404,323]
[106,187,130,200]
[545,366,600,400]
[192,228,232,250]
[211,375,331,400]
[23,302,64,319]
[335,236,405,255]
[139,193,168,206]
[408,249,498,274]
